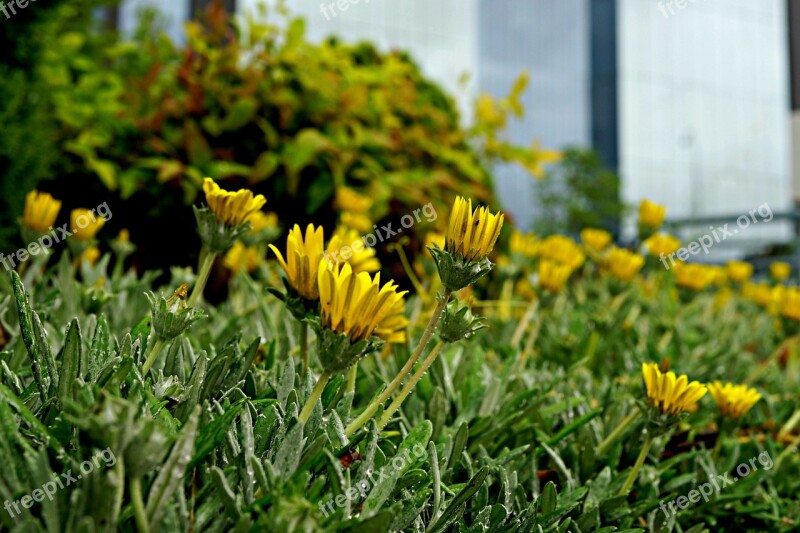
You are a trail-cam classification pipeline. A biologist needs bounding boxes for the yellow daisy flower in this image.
[673,262,715,291]
[781,287,800,321]
[70,209,105,242]
[224,242,261,274]
[317,261,408,344]
[269,224,330,300]
[445,196,504,261]
[770,261,791,281]
[707,382,761,419]
[538,259,573,293]
[726,261,753,283]
[607,247,645,282]
[510,230,539,258]
[341,212,373,233]
[23,190,61,233]
[641,362,707,416]
[581,228,612,253]
[643,233,681,257]
[335,186,373,213]
[82,246,101,265]
[203,178,266,227]
[328,226,381,273]
[639,199,667,229]
[539,235,585,270]
[247,211,278,234]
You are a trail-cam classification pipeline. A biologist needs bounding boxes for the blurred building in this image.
[118,0,796,248]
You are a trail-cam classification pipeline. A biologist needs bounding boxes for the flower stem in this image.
[378,341,445,430]
[345,291,451,437]
[597,410,641,456]
[619,435,654,495]
[510,298,538,347]
[130,476,150,533]
[141,338,166,377]
[188,250,217,307]
[346,363,358,395]
[298,371,331,424]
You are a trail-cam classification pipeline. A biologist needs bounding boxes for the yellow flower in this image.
[727,261,753,283]
[509,230,539,257]
[328,227,381,273]
[707,381,761,419]
[672,262,715,291]
[317,262,408,344]
[203,178,266,227]
[525,140,563,179]
[539,235,585,270]
[641,362,707,416]
[607,247,644,282]
[336,186,373,213]
[580,228,612,253]
[538,259,573,293]
[445,196,504,261]
[744,282,773,308]
[70,209,105,242]
[23,190,61,233]
[770,261,791,281]
[82,246,101,265]
[116,229,130,243]
[269,224,329,300]
[224,242,261,274]
[782,287,800,321]
[341,212,373,233]
[639,199,667,229]
[247,211,278,234]
[643,233,681,257]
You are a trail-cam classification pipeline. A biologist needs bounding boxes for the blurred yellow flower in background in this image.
[770,261,791,281]
[641,363,707,416]
[70,209,105,241]
[341,212,373,233]
[247,211,278,234]
[781,287,800,321]
[538,259,573,293]
[580,228,612,253]
[224,242,261,274]
[707,382,761,419]
[445,196,504,261]
[329,226,381,273]
[643,233,681,257]
[607,247,645,282]
[673,262,715,292]
[82,246,101,265]
[23,190,61,233]
[539,235,585,270]
[726,260,753,283]
[638,199,667,229]
[510,230,539,257]
[336,186,373,213]
[203,178,266,227]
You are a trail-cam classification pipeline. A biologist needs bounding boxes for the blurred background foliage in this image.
[0,0,595,277]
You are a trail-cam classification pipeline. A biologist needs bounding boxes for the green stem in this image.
[345,292,451,437]
[188,250,217,307]
[141,338,166,377]
[597,410,641,456]
[346,363,358,395]
[298,371,332,424]
[778,407,800,440]
[619,435,654,495]
[378,341,445,430]
[130,477,150,533]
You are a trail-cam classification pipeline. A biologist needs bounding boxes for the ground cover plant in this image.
[0,183,798,533]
